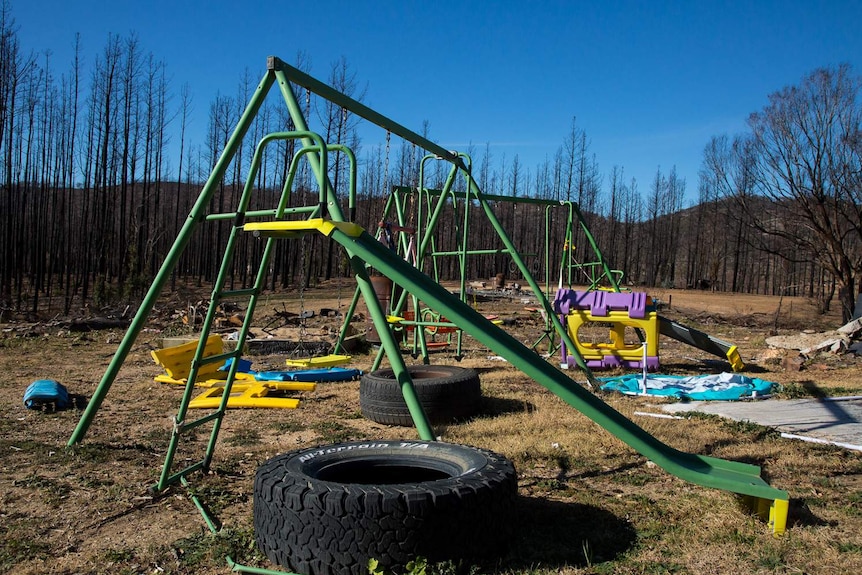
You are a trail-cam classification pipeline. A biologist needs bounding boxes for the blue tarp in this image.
[599,372,775,400]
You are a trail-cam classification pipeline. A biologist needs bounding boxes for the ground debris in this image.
[800,336,848,356]
[837,317,862,337]
[766,314,862,360]
[781,354,805,372]
[765,331,837,351]
[67,317,131,332]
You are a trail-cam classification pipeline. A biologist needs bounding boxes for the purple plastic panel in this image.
[552,288,589,315]
[552,289,648,318]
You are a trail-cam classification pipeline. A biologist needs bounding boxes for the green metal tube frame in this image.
[274,63,436,440]
[68,54,613,445]
[365,163,463,368]
[70,56,437,448]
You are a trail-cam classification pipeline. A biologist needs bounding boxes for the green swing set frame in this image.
[66,58,787,571]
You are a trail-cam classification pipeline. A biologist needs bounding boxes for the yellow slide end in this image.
[726,345,745,372]
[768,498,789,536]
[742,495,788,536]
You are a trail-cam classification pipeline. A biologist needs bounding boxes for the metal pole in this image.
[463,172,597,382]
[270,56,459,165]
[67,69,276,445]
[275,64,435,439]
[349,255,435,440]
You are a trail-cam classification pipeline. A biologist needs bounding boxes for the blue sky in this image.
[11,0,862,203]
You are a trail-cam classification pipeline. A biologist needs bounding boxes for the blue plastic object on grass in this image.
[288,367,363,382]
[24,379,70,410]
[221,358,253,373]
[599,372,775,400]
[219,358,361,382]
[218,358,291,381]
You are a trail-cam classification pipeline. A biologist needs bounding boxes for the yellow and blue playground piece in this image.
[150,335,225,382]
[221,357,362,383]
[150,336,361,409]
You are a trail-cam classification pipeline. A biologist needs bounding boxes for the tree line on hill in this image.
[1,6,860,321]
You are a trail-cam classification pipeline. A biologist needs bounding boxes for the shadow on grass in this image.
[478,395,535,417]
[431,397,534,436]
[663,358,772,375]
[69,394,90,410]
[505,495,636,569]
[66,440,162,464]
[471,365,514,376]
[435,396,535,434]
[788,497,834,528]
[800,379,830,398]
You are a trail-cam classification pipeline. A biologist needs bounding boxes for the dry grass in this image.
[458,368,862,574]
[1,285,861,574]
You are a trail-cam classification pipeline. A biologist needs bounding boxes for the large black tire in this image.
[359,365,481,426]
[254,440,517,575]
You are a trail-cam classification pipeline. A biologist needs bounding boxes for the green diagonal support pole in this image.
[67,69,276,446]
[459,170,595,382]
[273,60,435,440]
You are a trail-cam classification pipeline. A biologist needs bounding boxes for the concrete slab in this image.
[662,397,862,451]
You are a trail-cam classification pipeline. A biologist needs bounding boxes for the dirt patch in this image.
[2,285,861,574]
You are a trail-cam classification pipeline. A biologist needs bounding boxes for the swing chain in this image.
[382,131,391,196]
[298,233,308,344]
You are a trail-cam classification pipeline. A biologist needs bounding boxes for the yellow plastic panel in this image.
[151,335,223,380]
[566,310,659,363]
[243,218,364,239]
[188,385,301,409]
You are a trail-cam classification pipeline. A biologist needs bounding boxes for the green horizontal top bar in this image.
[430,248,513,256]
[392,185,575,208]
[205,206,318,222]
[269,56,460,165]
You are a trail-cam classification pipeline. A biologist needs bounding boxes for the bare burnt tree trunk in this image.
[171,83,191,292]
[90,34,122,305]
[61,36,81,314]
[745,66,862,321]
[645,168,664,287]
[0,6,37,310]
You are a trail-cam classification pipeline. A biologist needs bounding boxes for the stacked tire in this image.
[254,440,517,575]
[359,365,482,426]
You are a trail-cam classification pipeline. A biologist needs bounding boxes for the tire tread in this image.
[254,441,516,575]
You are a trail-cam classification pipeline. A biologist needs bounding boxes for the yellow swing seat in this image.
[150,335,224,380]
